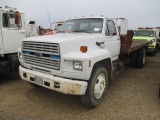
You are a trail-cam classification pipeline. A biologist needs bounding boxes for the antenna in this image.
[46,6,51,29]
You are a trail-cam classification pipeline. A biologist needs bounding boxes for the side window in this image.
[2,13,9,27]
[106,20,117,36]
[2,12,22,29]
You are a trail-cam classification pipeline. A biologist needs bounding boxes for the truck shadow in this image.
[25,86,91,111]
[0,71,20,84]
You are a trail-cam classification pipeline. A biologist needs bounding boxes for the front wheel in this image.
[81,64,108,108]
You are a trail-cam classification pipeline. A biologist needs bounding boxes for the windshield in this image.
[134,30,154,37]
[58,18,103,33]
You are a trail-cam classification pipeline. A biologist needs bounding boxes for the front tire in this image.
[81,64,108,108]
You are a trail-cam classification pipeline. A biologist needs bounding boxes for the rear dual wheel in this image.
[137,48,146,68]
[130,48,146,68]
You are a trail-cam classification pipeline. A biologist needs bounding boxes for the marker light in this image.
[80,46,87,53]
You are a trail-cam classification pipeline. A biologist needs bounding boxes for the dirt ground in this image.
[0,53,160,120]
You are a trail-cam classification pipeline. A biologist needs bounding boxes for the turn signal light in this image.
[80,46,87,53]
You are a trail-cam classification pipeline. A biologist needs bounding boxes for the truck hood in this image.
[23,33,101,55]
[23,33,99,43]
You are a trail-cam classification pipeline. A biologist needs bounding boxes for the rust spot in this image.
[120,30,134,53]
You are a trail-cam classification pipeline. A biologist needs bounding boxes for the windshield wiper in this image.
[72,30,91,34]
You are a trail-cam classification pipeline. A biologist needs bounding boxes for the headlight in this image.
[73,61,83,71]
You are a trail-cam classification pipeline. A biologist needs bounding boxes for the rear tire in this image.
[130,51,138,67]
[137,48,146,68]
[81,64,108,108]
[8,55,19,71]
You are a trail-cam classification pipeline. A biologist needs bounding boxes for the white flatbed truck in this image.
[18,17,150,108]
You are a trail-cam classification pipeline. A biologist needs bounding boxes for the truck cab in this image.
[0,7,25,55]
[0,6,38,72]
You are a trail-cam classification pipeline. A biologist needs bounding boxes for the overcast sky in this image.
[1,0,160,29]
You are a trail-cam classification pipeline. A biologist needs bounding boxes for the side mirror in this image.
[119,19,128,35]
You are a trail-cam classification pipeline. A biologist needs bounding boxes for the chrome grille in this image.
[22,41,60,70]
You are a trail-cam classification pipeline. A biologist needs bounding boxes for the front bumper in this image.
[19,66,88,95]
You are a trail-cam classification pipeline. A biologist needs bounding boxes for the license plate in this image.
[34,76,43,85]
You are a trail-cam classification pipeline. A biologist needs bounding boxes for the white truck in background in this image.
[51,21,63,30]
[43,21,63,35]
[0,6,38,73]
[18,17,150,108]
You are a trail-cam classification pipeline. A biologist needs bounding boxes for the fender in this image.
[85,49,112,80]
[62,48,112,80]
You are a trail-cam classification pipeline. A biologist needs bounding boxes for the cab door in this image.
[1,11,26,52]
[104,20,120,61]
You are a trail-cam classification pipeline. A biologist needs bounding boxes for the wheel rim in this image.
[94,73,106,99]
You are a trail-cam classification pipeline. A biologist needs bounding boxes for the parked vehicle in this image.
[51,21,63,30]
[18,17,150,108]
[133,27,160,56]
[0,5,38,73]
[43,22,63,35]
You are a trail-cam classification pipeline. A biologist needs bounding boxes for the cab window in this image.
[106,20,117,36]
[2,12,22,29]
